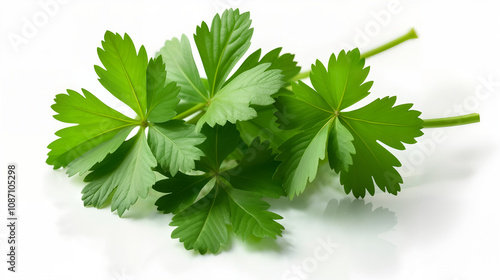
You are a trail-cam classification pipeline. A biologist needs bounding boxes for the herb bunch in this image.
[47,9,480,254]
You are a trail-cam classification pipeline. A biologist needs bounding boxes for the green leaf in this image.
[310,48,372,111]
[230,47,301,150]
[236,105,298,154]
[275,121,332,198]
[223,139,284,198]
[47,89,137,169]
[276,48,423,198]
[224,186,283,240]
[340,96,423,197]
[82,129,157,216]
[196,64,284,130]
[276,81,333,130]
[154,174,213,214]
[327,118,355,173]
[157,35,209,104]
[94,31,148,119]
[147,120,206,176]
[66,126,134,176]
[157,125,283,253]
[226,47,300,86]
[170,187,230,254]
[48,32,193,217]
[195,124,241,172]
[146,56,181,123]
[157,11,291,135]
[194,8,253,95]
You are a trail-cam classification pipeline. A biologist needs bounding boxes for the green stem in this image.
[187,111,205,124]
[292,71,311,81]
[422,113,480,128]
[173,103,206,120]
[291,28,418,81]
[360,28,418,59]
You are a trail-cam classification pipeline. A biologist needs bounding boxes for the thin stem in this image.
[291,28,418,81]
[173,102,206,120]
[292,71,311,81]
[422,113,480,128]
[361,28,418,59]
[187,111,205,124]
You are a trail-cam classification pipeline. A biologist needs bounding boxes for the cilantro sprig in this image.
[157,9,286,131]
[276,49,423,198]
[155,125,284,254]
[48,32,205,216]
[47,8,480,254]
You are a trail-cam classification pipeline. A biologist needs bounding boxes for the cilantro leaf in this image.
[309,49,372,111]
[48,31,205,216]
[276,49,423,198]
[276,80,333,130]
[236,106,296,153]
[225,140,285,199]
[156,35,208,104]
[157,9,287,131]
[194,8,253,94]
[47,89,138,170]
[195,122,241,172]
[225,47,300,86]
[95,32,148,119]
[82,129,157,216]
[340,96,423,196]
[155,125,283,254]
[196,63,284,129]
[147,120,206,176]
[154,173,213,214]
[66,126,134,176]
[327,118,355,173]
[226,186,283,240]
[231,48,301,151]
[275,122,331,198]
[146,56,181,123]
[170,186,230,254]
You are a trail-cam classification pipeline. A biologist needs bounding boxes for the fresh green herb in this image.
[47,32,205,216]
[275,49,423,198]
[154,125,284,254]
[47,8,480,254]
[157,9,287,131]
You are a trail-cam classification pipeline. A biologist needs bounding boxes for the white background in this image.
[1,0,499,279]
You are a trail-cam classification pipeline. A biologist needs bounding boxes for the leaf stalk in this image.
[360,28,418,59]
[291,28,418,81]
[173,102,206,120]
[422,113,480,128]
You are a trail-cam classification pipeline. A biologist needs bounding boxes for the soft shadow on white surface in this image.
[321,198,398,277]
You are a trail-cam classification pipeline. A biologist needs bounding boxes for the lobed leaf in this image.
[170,187,230,254]
[157,125,284,253]
[197,64,284,130]
[310,49,372,111]
[82,129,157,216]
[94,32,148,119]
[157,35,209,104]
[146,56,181,123]
[194,8,253,95]
[147,120,206,176]
[275,121,332,198]
[224,185,283,240]
[276,48,423,198]
[339,96,423,196]
[47,89,137,170]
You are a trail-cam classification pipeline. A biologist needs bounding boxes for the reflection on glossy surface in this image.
[322,198,398,276]
[279,197,398,279]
